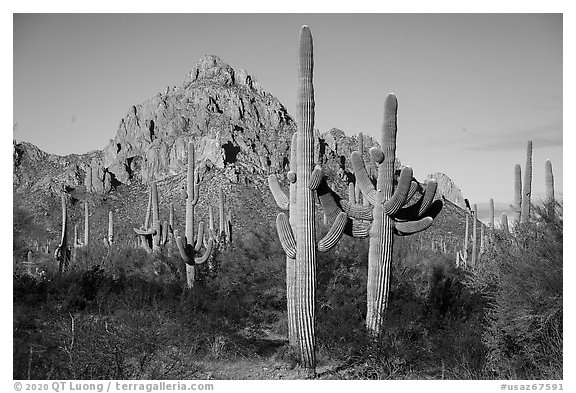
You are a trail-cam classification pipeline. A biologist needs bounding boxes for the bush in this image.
[468,201,563,379]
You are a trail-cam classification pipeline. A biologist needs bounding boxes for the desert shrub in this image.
[468,201,563,379]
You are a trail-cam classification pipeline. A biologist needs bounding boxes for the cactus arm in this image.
[191,170,200,206]
[394,216,434,236]
[276,213,297,259]
[308,165,323,190]
[369,147,385,165]
[268,175,290,210]
[394,180,438,220]
[346,219,371,238]
[174,229,191,264]
[194,238,214,264]
[133,227,156,236]
[317,212,347,252]
[340,199,374,221]
[348,182,356,204]
[383,166,413,215]
[350,151,377,204]
[194,221,205,252]
[406,180,421,202]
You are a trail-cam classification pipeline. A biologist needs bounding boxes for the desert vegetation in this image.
[13,26,562,380]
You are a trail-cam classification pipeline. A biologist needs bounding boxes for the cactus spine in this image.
[174,141,214,289]
[545,159,554,201]
[521,140,533,223]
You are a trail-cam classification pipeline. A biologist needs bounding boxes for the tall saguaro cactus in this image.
[511,164,522,223]
[268,26,348,371]
[54,193,70,272]
[174,141,214,289]
[472,204,478,267]
[104,211,114,247]
[349,94,443,336]
[488,198,495,229]
[134,181,168,253]
[545,159,554,201]
[84,201,89,247]
[521,140,533,223]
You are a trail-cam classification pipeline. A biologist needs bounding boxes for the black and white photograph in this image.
[10,8,566,388]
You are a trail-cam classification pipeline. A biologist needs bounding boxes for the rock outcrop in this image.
[102,55,295,185]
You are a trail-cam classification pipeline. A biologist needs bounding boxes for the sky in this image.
[12,13,563,215]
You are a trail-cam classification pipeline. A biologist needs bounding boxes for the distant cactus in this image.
[521,141,533,223]
[489,198,495,229]
[545,159,554,201]
[457,212,470,268]
[84,201,89,247]
[471,204,478,266]
[500,213,509,232]
[54,193,70,272]
[104,211,114,248]
[511,164,522,223]
[173,141,214,289]
[134,181,168,252]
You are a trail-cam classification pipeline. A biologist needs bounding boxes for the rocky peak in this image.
[427,172,466,209]
[103,55,295,186]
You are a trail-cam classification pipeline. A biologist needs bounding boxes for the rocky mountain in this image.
[13,55,471,257]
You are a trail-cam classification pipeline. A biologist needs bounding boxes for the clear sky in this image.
[13,13,563,209]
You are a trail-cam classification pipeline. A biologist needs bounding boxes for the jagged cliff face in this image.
[103,55,295,185]
[427,172,466,209]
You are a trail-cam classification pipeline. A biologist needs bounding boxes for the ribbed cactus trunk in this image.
[219,186,225,240]
[521,140,532,223]
[295,26,317,370]
[107,211,114,245]
[286,132,298,347]
[471,204,478,267]
[545,159,554,201]
[55,194,69,272]
[462,213,469,268]
[501,213,509,232]
[355,133,364,204]
[185,141,198,288]
[84,201,89,247]
[513,164,522,223]
[365,94,398,337]
[151,182,161,251]
[488,198,495,229]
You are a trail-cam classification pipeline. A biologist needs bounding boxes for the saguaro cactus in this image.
[545,159,554,201]
[521,140,533,223]
[54,193,70,272]
[313,95,442,337]
[471,204,478,266]
[134,181,169,252]
[173,141,214,289]
[511,164,522,223]
[457,212,470,268]
[348,94,443,336]
[104,211,114,247]
[500,213,509,232]
[84,201,89,247]
[268,26,348,371]
[488,198,495,229]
